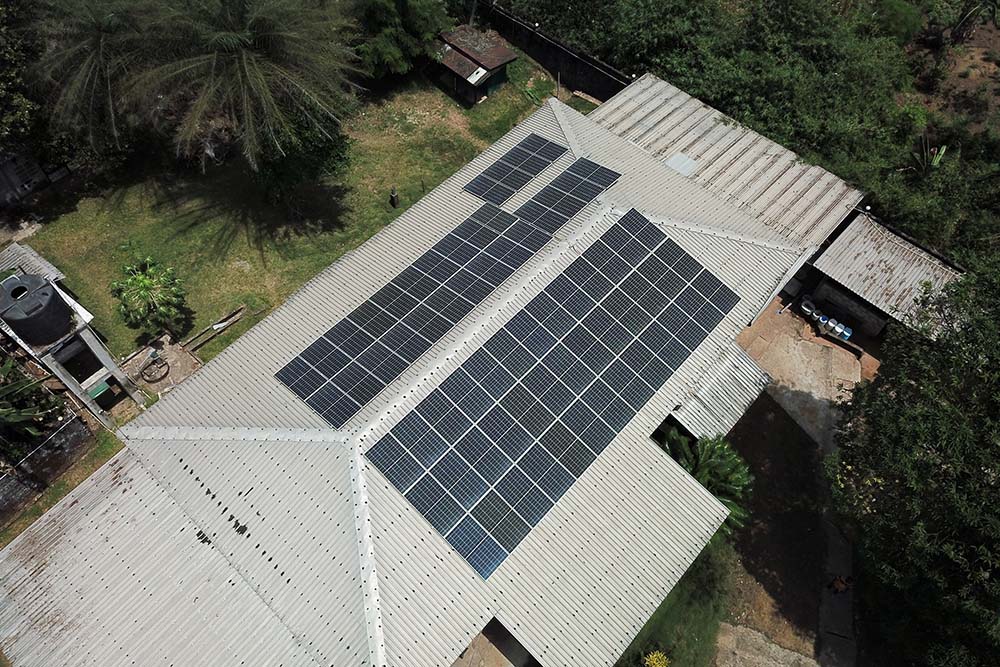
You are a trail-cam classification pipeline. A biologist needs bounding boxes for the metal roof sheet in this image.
[590,74,864,252]
[814,214,960,320]
[672,343,771,438]
[0,242,64,281]
[0,96,807,667]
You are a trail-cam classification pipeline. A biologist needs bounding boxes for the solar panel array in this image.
[464,134,568,205]
[365,210,740,578]
[276,154,620,428]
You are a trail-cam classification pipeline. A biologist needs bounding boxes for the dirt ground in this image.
[912,23,1000,130]
[716,623,818,667]
[724,392,826,659]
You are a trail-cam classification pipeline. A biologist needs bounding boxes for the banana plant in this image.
[0,358,57,438]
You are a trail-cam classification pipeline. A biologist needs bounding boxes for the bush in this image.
[110,257,188,334]
[663,429,752,535]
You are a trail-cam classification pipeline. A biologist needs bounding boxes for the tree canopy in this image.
[829,261,1000,666]
[31,0,359,169]
[506,0,1000,267]
[0,0,38,151]
[356,0,451,78]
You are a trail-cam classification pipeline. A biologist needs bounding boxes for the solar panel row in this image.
[365,209,740,578]
[276,156,620,428]
[464,133,568,205]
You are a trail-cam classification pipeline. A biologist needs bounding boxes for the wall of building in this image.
[813,280,887,337]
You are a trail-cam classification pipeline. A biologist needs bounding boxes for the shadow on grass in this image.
[103,158,351,262]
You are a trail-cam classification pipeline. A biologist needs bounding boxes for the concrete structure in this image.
[814,214,961,325]
[0,243,143,427]
[0,74,943,667]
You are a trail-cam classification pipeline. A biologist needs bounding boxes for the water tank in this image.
[0,274,73,346]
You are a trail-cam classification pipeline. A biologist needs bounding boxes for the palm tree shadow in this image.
[133,162,351,261]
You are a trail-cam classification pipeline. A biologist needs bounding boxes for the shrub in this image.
[642,650,671,667]
[0,358,59,462]
[110,257,187,334]
[663,428,753,534]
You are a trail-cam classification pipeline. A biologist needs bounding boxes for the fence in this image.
[483,4,631,102]
[0,412,91,528]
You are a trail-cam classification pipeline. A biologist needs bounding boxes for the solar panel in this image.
[464,134,568,205]
[365,209,740,578]
[278,156,620,429]
[277,204,537,427]
[515,158,620,234]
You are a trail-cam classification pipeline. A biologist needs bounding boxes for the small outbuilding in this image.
[812,214,961,335]
[435,25,518,105]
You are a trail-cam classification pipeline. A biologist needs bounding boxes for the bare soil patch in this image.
[724,393,826,659]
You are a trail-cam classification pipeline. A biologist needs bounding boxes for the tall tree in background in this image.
[356,0,450,78]
[32,0,359,171]
[131,0,358,170]
[0,0,38,151]
[34,0,145,149]
[829,261,1000,666]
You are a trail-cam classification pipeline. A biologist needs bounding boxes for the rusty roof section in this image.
[437,43,480,79]
[440,25,517,71]
[814,214,961,320]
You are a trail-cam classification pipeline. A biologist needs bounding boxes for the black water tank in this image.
[0,274,73,346]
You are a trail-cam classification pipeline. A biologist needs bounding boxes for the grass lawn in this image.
[616,540,733,667]
[26,57,558,362]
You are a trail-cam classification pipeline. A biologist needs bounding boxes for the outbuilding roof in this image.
[0,77,820,667]
[0,242,64,281]
[590,74,864,252]
[814,214,961,320]
[440,26,518,72]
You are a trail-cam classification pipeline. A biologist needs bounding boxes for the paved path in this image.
[716,623,819,667]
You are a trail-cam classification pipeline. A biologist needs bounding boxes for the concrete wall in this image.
[813,280,887,337]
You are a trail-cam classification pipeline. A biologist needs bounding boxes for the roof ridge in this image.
[548,97,584,156]
[621,204,802,255]
[119,439,329,667]
[119,425,352,443]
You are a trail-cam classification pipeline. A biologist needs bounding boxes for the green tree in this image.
[828,260,1000,666]
[0,358,57,442]
[130,0,358,170]
[111,257,188,333]
[0,0,38,151]
[356,0,450,78]
[33,0,145,149]
[664,429,753,535]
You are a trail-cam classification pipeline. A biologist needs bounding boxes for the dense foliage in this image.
[506,0,1000,266]
[356,0,451,77]
[27,0,358,173]
[0,358,57,441]
[663,429,752,535]
[111,257,188,333]
[829,261,1000,666]
[0,0,37,151]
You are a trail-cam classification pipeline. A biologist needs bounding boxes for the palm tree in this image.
[664,429,753,534]
[110,257,188,333]
[131,0,358,169]
[34,0,147,148]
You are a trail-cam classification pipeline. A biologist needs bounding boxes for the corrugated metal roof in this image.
[590,74,864,252]
[672,343,771,438]
[0,95,808,667]
[814,214,960,320]
[0,242,64,281]
[0,450,328,667]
